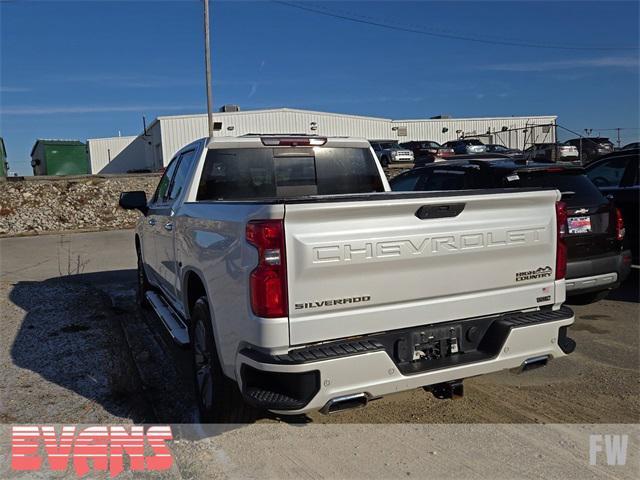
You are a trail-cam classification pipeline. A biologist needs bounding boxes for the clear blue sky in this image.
[1,0,639,175]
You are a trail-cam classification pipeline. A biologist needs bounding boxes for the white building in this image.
[87,108,557,173]
[87,135,149,174]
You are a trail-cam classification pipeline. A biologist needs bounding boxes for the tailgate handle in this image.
[415,203,465,220]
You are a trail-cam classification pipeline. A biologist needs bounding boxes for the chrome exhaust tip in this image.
[521,355,550,372]
[320,393,368,415]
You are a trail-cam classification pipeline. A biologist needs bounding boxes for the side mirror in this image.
[119,191,148,215]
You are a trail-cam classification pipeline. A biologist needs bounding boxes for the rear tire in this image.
[190,297,255,423]
[568,290,610,305]
[381,156,389,168]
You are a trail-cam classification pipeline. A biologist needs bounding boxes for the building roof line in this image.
[155,107,393,122]
[392,115,558,123]
[151,108,558,126]
[86,135,139,142]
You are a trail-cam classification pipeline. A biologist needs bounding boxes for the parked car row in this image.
[390,149,639,303]
[377,136,630,167]
[371,138,525,167]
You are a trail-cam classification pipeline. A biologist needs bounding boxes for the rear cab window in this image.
[509,170,605,206]
[390,165,482,192]
[420,166,481,191]
[196,147,385,200]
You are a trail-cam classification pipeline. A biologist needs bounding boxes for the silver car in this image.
[524,143,579,163]
[370,140,414,167]
[441,139,487,155]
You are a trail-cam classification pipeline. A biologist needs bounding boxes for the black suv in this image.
[586,148,639,263]
[390,158,632,303]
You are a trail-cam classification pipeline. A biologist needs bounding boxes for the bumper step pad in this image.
[273,339,385,364]
[244,387,308,410]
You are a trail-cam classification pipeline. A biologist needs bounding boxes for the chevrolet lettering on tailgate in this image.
[312,226,548,264]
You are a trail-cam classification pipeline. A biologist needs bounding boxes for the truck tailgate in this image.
[284,190,560,346]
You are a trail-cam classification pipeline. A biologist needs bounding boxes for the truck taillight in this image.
[246,220,288,318]
[615,207,625,241]
[555,201,567,280]
[438,148,455,157]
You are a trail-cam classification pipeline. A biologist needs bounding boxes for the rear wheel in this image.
[190,297,255,423]
[568,290,610,305]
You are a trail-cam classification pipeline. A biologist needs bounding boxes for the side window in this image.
[587,157,629,188]
[390,172,421,191]
[622,158,639,187]
[152,157,179,203]
[167,150,196,202]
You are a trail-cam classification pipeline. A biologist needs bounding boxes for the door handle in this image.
[415,203,465,219]
[148,218,156,226]
[164,222,173,231]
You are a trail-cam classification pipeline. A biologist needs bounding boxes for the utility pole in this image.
[203,0,214,139]
[616,128,621,148]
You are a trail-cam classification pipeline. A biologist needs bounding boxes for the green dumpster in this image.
[30,140,88,176]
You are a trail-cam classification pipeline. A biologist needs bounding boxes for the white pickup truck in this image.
[120,134,576,422]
